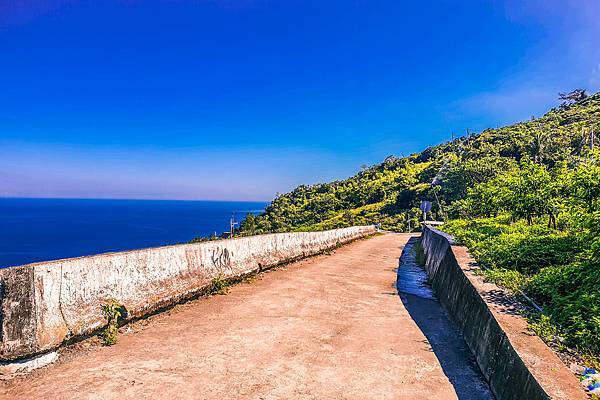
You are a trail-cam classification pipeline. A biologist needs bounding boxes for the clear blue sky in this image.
[1,0,599,201]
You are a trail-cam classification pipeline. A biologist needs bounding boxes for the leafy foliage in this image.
[240,93,600,234]
[528,314,563,349]
[238,92,600,358]
[443,155,600,355]
[209,276,230,295]
[101,300,126,346]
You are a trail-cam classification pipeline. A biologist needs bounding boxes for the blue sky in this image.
[1,0,599,201]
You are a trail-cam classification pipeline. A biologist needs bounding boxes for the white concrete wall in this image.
[0,226,375,361]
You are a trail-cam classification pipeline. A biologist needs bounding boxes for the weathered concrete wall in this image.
[0,226,375,361]
[421,225,587,400]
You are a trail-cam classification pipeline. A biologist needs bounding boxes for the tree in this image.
[461,157,559,226]
[559,89,587,105]
[501,158,556,225]
[566,155,600,212]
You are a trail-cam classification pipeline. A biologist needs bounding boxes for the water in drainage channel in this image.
[396,238,436,300]
[395,237,495,400]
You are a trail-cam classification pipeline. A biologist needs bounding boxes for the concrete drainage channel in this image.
[396,238,435,300]
[396,238,494,399]
[419,225,587,400]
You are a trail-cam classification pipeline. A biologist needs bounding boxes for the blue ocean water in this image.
[0,198,267,268]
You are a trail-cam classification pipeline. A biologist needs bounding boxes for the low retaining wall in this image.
[421,225,586,400]
[0,226,375,362]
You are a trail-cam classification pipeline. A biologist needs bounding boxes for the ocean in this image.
[0,198,267,268]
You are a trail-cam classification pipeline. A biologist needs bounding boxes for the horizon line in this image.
[0,196,271,203]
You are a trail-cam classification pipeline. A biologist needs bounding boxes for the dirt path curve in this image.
[2,233,491,400]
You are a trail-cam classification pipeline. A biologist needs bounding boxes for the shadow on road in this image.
[396,238,494,400]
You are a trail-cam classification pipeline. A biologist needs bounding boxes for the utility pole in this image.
[229,213,239,238]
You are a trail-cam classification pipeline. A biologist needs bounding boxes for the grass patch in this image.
[480,268,531,294]
[527,313,565,351]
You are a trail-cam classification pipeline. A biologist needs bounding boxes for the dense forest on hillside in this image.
[241,92,600,234]
[240,92,600,364]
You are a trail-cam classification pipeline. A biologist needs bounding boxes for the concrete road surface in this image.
[2,233,492,400]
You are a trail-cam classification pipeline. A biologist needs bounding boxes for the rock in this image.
[0,352,59,377]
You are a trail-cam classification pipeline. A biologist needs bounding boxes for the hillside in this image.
[241,92,600,234]
[240,92,600,365]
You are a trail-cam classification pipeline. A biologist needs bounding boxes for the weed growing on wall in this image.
[210,276,229,295]
[101,300,125,346]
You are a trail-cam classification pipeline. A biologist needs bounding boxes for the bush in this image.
[444,216,599,356]
[528,314,560,343]
[528,262,600,354]
[101,301,126,346]
[445,218,581,274]
[481,268,530,293]
[210,276,230,295]
[478,231,580,274]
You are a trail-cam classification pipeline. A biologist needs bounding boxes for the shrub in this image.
[101,301,126,346]
[210,276,229,295]
[445,218,581,274]
[528,262,600,354]
[444,215,599,356]
[481,268,530,293]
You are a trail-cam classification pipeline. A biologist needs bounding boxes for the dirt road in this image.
[2,233,491,399]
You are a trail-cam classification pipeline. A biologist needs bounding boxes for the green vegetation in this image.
[241,93,600,234]
[443,155,600,357]
[209,276,230,295]
[101,301,126,346]
[527,313,563,350]
[239,92,600,360]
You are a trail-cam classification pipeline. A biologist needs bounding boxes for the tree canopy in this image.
[240,92,600,235]
[238,92,600,361]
